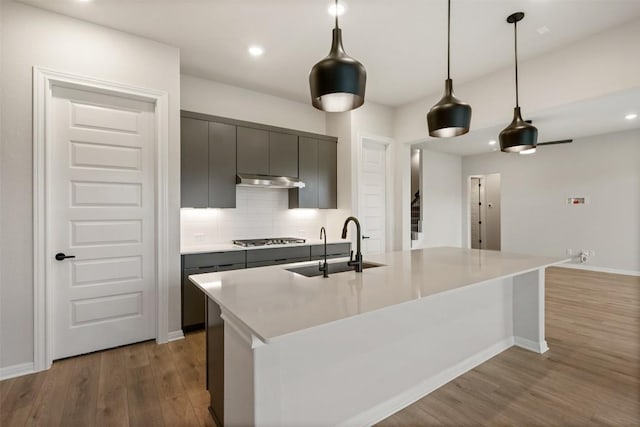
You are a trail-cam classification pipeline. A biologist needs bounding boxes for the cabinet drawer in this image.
[183,251,246,269]
[310,243,351,258]
[247,257,311,269]
[246,246,310,263]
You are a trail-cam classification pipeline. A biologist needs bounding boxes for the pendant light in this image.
[499,12,537,153]
[309,0,366,112]
[427,0,471,138]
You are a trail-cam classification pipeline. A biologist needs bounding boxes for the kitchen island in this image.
[190,247,567,427]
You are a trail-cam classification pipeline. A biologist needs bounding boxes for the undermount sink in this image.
[286,261,384,278]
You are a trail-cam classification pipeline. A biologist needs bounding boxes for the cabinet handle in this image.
[218,264,234,268]
[274,258,288,262]
[198,265,217,269]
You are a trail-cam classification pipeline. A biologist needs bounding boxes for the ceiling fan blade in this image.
[537,139,573,146]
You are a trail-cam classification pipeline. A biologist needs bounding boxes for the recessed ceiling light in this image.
[536,26,550,35]
[519,148,537,155]
[248,46,264,57]
[488,140,497,145]
[328,2,346,16]
[76,0,94,3]
[625,113,638,120]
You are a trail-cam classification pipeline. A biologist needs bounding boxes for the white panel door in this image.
[50,85,156,359]
[360,141,386,255]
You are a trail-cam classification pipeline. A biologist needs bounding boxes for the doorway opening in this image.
[468,174,501,250]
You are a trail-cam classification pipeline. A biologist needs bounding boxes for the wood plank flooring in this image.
[1,267,638,426]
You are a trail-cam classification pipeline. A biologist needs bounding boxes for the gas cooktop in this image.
[233,238,306,247]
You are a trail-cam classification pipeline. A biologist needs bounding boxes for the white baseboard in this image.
[557,263,640,277]
[167,330,185,342]
[514,337,549,354]
[0,362,35,381]
[339,337,515,427]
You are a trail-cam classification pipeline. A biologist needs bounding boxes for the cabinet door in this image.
[269,132,298,177]
[290,137,318,208]
[182,266,215,330]
[318,140,337,209]
[181,117,209,208]
[237,127,269,175]
[209,122,237,208]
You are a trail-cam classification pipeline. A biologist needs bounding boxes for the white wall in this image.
[181,74,326,134]
[462,129,640,273]
[394,18,640,144]
[417,150,462,248]
[0,1,182,369]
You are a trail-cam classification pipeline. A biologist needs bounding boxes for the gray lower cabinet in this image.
[237,127,269,175]
[310,243,351,260]
[246,246,310,268]
[181,251,246,331]
[181,116,237,208]
[289,137,337,209]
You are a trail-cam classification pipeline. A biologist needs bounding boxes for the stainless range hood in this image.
[236,174,305,189]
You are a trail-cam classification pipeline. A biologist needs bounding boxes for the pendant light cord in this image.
[335,0,339,29]
[447,0,451,79]
[514,19,519,107]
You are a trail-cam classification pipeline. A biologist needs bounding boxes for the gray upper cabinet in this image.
[209,122,236,208]
[269,132,298,177]
[318,140,337,209]
[237,127,269,175]
[181,115,237,208]
[289,137,337,209]
[181,110,336,210]
[289,137,318,209]
[181,117,209,208]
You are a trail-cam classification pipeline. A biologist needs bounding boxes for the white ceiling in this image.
[415,88,640,156]
[18,0,640,107]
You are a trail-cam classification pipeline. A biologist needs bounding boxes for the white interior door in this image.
[360,141,386,255]
[50,85,156,359]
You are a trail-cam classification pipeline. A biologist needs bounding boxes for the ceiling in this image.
[415,88,640,156]
[17,0,640,107]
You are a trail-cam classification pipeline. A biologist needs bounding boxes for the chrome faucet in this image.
[341,216,363,272]
[319,227,329,278]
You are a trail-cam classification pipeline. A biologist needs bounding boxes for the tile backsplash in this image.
[181,187,343,247]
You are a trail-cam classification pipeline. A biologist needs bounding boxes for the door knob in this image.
[55,252,76,261]
[362,236,370,240]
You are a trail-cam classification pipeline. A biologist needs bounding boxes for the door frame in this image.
[466,173,501,250]
[355,132,395,253]
[33,67,171,371]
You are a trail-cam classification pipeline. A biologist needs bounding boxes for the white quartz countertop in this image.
[181,239,347,255]
[189,247,568,343]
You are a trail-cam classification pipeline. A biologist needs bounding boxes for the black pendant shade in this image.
[309,2,366,112]
[500,107,538,152]
[427,0,471,137]
[499,12,537,152]
[428,79,472,137]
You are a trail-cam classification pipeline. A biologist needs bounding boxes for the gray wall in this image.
[462,129,640,273]
[0,2,182,369]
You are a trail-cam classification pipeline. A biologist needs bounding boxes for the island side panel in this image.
[246,277,516,427]
[513,268,549,353]
[206,298,224,426]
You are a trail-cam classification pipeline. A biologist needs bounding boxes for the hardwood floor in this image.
[1,267,638,426]
[377,267,640,426]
